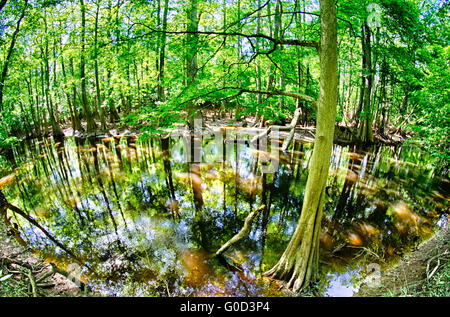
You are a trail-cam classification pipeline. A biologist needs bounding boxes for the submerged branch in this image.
[49,263,89,293]
[215,205,265,257]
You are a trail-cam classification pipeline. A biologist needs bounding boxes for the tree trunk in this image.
[94,2,107,131]
[186,0,199,129]
[264,0,337,292]
[80,0,98,133]
[258,1,275,128]
[357,23,374,143]
[69,58,84,132]
[0,0,28,113]
[376,59,387,134]
[60,42,83,132]
[252,0,263,127]
[43,12,64,138]
[25,76,40,137]
[157,0,169,102]
[294,6,306,125]
[275,0,285,109]
[343,48,353,124]
[39,62,50,137]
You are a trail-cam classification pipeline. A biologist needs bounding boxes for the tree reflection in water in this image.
[1,136,448,296]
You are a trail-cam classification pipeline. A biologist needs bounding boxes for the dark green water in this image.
[1,134,448,296]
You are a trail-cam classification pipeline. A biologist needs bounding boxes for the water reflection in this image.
[1,135,448,296]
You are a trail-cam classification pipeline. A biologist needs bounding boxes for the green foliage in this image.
[0,134,19,149]
[0,122,20,151]
[0,270,30,297]
[419,260,450,297]
[0,0,447,171]
[385,256,450,297]
[405,11,450,167]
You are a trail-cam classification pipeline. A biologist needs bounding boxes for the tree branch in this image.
[0,0,7,12]
[237,88,317,105]
[225,0,271,31]
[135,24,319,50]
[178,86,317,110]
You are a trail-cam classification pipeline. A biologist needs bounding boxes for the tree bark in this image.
[357,23,374,143]
[264,0,337,292]
[186,0,199,129]
[0,0,28,113]
[94,2,107,131]
[157,0,169,102]
[80,0,98,133]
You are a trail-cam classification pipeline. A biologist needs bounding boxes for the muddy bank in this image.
[356,224,450,297]
[0,218,84,297]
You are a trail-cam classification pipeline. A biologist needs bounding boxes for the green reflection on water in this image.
[2,135,448,296]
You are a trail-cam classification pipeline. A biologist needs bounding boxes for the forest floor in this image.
[0,219,83,297]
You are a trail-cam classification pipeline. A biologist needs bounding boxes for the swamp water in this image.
[1,134,448,296]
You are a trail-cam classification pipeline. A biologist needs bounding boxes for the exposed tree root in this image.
[23,267,38,297]
[0,189,90,296]
[1,255,87,297]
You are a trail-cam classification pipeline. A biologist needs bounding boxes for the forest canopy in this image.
[0,0,448,167]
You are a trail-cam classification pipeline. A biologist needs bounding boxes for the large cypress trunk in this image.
[264,0,338,292]
[0,0,28,112]
[186,0,199,129]
[80,0,97,133]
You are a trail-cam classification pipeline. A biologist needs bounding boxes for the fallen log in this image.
[250,108,302,151]
[281,107,302,151]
